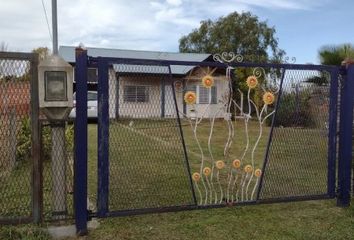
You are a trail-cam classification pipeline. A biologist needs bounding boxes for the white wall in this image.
[117,75,162,118]
[107,69,229,119]
[186,76,229,119]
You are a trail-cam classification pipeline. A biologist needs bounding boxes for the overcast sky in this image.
[0,0,353,64]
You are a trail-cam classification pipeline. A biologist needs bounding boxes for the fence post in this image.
[327,68,339,198]
[337,62,354,207]
[30,53,42,223]
[97,57,109,217]
[74,48,88,234]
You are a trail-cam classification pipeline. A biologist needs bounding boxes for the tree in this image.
[319,43,354,65]
[306,43,354,86]
[179,12,285,62]
[32,47,50,61]
[179,12,285,111]
[0,41,8,51]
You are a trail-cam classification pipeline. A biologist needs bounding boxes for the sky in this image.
[0,0,353,64]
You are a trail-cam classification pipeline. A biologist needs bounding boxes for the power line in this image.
[41,0,53,42]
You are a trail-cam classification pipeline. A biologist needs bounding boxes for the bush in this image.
[268,91,315,127]
[16,117,74,162]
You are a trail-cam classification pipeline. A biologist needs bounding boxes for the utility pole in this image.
[52,0,58,54]
[51,0,67,219]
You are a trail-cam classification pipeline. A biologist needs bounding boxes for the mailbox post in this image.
[38,54,73,219]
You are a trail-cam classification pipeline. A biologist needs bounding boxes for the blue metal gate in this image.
[73,48,353,234]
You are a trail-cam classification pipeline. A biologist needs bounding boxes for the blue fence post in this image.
[74,48,88,234]
[97,57,110,217]
[327,68,339,198]
[337,63,354,207]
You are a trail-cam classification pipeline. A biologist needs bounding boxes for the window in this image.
[124,85,149,103]
[199,86,209,104]
[87,68,97,83]
[198,85,217,104]
[186,85,197,93]
[87,92,97,101]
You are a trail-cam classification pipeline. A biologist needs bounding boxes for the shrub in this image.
[16,117,74,162]
[268,91,315,127]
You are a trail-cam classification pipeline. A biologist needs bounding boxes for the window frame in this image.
[123,85,150,103]
[197,85,217,104]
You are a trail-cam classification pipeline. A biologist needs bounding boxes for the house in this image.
[59,46,229,119]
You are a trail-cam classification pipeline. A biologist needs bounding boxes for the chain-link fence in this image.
[104,65,196,212]
[91,60,338,216]
[0,52,38,223]
[259,69,331,200]
[0,52,74,224]
[40,120,74,221]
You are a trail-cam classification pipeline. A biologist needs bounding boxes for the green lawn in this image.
[86,118,329,210]
[0,118,353,240]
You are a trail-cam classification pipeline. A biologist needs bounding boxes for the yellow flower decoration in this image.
[255,169,262,177]
[203,167,212,176]
[184,91,196,105]
[215,160,225,170]
[232,159,241,169]
[246,76,258,89]
[244,164,253,173]
[192,172,201,182]
[263,92,275,105]
[202,75,214,88]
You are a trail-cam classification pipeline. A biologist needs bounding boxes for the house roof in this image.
[59,46,211,75]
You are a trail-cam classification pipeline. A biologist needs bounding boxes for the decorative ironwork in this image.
[213,51,296,65]
[177,54,286,204]
[213,52,244,63]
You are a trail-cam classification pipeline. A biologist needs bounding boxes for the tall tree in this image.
[179,12,285,109]
[179,12,285,62]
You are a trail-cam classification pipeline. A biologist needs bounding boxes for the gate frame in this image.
[337,63,354,207]
[73,53,353,234]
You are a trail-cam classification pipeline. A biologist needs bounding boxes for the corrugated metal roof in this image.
[59,46,211,75]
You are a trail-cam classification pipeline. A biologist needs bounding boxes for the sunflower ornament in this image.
[232,159,241,169]
[244,165,253,173]
[184,91,196,105]
[203,167,212,176]
[202,75,214,88]
[246,76,258,89]
[192,172,201,182]
[215,160,225,170]
[263,92,275,105]
[255,169,262,177]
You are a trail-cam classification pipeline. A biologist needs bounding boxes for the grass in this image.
[0,118,352,240]
[85,118,329,209]
[64,199,354,240]
[0,225,50,240]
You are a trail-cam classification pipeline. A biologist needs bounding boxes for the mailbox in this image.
[38,54,73,120]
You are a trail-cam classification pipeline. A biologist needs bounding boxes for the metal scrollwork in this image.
[213,52,243,63]
[282,56,297,64]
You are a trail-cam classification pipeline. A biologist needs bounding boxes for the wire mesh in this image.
[97,61,336,214]
[41,121,74,221]
[259,69,330,199]
[0,57,32,219]
[106,64,196,211]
